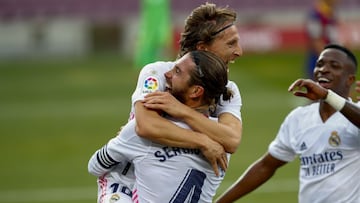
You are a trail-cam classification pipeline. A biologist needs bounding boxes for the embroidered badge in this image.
[329,131,341,147]
[142,76,159,94]
[109,194,120,203]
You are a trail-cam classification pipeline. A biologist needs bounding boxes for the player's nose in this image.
[164,70,172,79]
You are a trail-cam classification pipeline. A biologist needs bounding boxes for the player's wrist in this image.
[196,133,210,151]
[324,89,346,111]
[180,105,197,120]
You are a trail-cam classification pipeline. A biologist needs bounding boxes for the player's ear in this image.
[190,85,204,98]
[346,74,355,87]
[196,41,208,51]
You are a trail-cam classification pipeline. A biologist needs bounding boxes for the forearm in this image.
[216,153,286,203]
[135,102,208,149]
[88,150,112,177]
[216,161,275,202]
[137,119,209,149]
[180,106,242,153]
[340,101,360,128]
[325,90,360,127]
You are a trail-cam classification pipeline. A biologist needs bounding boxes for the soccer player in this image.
[89,50,233,202]
[305,0,340,79]
[215,44,360,203]
[133,2,243,168]
[91,3,243,202]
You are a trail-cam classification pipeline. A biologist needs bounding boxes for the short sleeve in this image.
[107,120,151,162]
[128,61,174,120]
[131,61,174,105]
[215,80,242,121]
[268,113,297,162]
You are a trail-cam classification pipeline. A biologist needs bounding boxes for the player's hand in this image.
[143,91,190,118]
[355,81,360,101]
[200,136,228,177]
[288,79,328,101]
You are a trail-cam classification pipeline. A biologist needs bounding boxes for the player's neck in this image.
[194,105,210,117]
[319,101,338,122]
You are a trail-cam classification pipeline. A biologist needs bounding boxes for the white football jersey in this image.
[269,101,360,203]
[90,118,230,203]
[90,60,242,202]
[88,142,135,203]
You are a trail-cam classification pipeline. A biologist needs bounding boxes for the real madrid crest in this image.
[109,194,120,203]
[328,131,341,147]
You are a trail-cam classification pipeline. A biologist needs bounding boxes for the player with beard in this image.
[89,3,243,202]
[89,50,233,202]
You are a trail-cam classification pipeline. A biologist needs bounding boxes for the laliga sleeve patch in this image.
[141,76,159,94]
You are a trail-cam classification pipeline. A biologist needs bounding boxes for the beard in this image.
[170,88,187,104]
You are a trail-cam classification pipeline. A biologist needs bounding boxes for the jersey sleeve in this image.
[128,61,174,120]
[131,61,174,105]
[88,120,151,177]
[214,80,242,121]
[268,110,298,162]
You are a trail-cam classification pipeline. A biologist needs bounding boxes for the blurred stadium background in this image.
[0,0,359,203]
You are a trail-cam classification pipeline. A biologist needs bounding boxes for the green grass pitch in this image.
[0,50,358,203]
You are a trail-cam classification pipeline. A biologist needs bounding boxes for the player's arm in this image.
[340,100,360,127]
[143,91,242,153]
[135,101,228,175]
[215,153,286,203]
[183,108,242,153]
[88,144,120,177]
[178,105,241,153]
[88,125,150,177]
[289,79,360,128]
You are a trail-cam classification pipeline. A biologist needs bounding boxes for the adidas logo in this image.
[300,142,307,151]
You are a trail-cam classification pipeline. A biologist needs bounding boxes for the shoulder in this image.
[226,80,239,92]
[284,102,318,123]
[225,80,241,99]
[141,61,175,73]
[134,61,174,94]
[116,120,138,141]
[289,102,316,115]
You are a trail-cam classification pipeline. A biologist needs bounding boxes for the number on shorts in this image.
[110,183,132,197]
[110,183,119,193]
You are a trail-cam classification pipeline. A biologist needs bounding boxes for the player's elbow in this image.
[88,155,102,177]
[88,162,97,176]
[224,132,242,154]
[88,165,103,177]
[224,140,239,154]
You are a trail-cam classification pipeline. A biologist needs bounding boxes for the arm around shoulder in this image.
[179,106,242,153]
[135,101,209,149]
